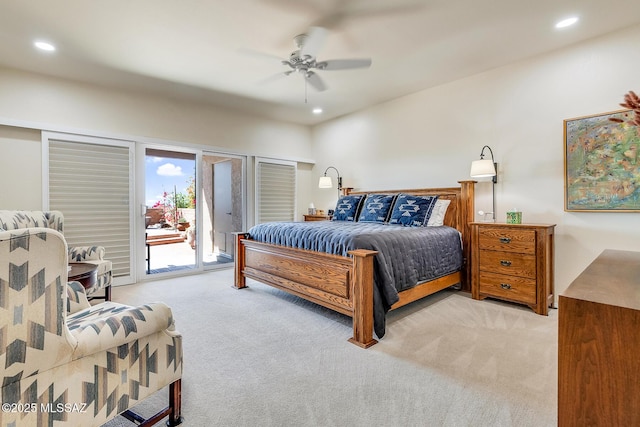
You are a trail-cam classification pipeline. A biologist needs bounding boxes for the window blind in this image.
[48,137,133,280]
[255,159,296,223]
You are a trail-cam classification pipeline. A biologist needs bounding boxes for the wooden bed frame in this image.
[234,181,475,348]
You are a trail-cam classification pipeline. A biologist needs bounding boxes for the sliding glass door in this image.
[142,148,245,277]
[144,148,197,275]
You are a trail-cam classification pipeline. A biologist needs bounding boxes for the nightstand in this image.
[303,214,332,221]
[471,222,555,315]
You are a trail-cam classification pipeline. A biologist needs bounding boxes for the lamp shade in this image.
[318,176,333,188]
[470,159,496,178]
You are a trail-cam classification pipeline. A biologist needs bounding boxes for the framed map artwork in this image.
[564,109,640,211]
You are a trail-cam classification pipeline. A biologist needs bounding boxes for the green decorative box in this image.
[506,211,522,224]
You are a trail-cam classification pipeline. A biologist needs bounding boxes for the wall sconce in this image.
[319,166,342,196]
[470,145,497,221]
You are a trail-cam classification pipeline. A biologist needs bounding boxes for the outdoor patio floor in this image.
[146,228,232,274]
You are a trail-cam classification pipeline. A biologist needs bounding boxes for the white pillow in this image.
[427,199,451,226]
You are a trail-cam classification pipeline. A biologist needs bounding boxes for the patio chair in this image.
[0,227,183,426]
[0,210,113,300]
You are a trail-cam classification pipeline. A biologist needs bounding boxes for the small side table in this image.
[68,263,106,300]
[470,222,555,315]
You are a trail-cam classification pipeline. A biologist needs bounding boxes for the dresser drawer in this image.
[478,271,536,305]
[477,227,536,254]
[478,250,536,279]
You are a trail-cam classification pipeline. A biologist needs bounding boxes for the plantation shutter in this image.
[46,133,133,283]
[255,158,296,223]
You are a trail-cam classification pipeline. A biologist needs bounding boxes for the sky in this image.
[145,155,196,207]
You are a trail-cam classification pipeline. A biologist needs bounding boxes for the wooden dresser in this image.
[558,249,640,426]
[471,222,555,315]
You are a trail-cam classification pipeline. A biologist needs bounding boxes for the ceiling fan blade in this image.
[238,48,286,64]
[300,26,328,58]
[257,71,292,86]
[305,71,327,92]
[316,58,372,70]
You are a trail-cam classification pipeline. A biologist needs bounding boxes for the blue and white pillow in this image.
[358,194,396,223]
[332,194,365,221]
[389,194,439,227]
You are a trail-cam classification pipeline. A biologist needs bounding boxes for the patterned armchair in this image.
[0,210,112,300]
[0,228,183,426]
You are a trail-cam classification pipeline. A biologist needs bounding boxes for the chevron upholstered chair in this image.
[0,227,183,426]
[0,210,113,301]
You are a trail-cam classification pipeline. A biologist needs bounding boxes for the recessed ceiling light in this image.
[555,17,579,29]
[34,40,56,52]
[312,108,323,114]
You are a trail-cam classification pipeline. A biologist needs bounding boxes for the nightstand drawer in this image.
[478,250,536,279]
[303,214,331,221]
[479,272,536,304]
[477,227,536,254]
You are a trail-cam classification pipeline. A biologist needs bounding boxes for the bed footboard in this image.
[234,233,378,348]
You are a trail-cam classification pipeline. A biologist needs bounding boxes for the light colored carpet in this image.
[104,268,558,427]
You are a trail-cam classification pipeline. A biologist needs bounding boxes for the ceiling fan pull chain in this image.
[305,77,308,103]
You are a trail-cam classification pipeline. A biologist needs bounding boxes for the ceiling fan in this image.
[260,26,372,94]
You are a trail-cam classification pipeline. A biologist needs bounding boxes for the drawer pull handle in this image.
[499,237,511,244]
[500,283,512,290]
[500,260,512,267]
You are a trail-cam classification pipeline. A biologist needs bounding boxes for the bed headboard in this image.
[344,181,476,291]
[343,181,475,236]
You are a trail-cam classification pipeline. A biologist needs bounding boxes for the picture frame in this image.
[564,109,640,212]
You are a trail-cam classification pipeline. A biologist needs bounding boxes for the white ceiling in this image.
[2,0,640,126]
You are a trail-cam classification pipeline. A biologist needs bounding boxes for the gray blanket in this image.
[248,221,463,338]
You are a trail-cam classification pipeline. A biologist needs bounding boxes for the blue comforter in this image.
[248,221,463,338]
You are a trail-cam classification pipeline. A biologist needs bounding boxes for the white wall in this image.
[0,125,42,208]
[311,24,640,298]
[0,66,314,215]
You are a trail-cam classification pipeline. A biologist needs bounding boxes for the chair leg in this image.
[167,379,183,426]
[122,379,183,427]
